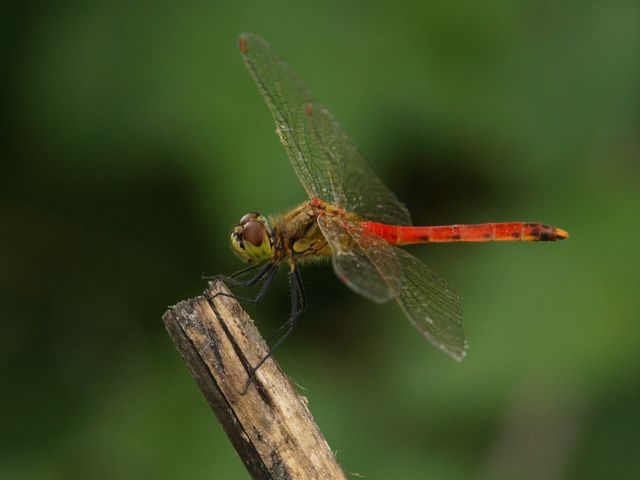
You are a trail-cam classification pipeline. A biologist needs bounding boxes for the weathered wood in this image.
[162,280,347,480]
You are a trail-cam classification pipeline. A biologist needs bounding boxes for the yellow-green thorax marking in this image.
[230,201,339,265]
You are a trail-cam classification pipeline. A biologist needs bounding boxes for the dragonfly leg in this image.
[204,262,272,287]
[297,266,307,313]
[243,267,305,392]
[202,262,262,282]
[207,263,279,305]
[263,268,306,344]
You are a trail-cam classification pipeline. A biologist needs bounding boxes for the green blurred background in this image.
[2,1,639,479]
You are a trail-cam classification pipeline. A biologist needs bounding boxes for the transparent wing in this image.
[393,248,466,360]
[318,215,466,360]
[317,215,402,303]
[239,33,411,226]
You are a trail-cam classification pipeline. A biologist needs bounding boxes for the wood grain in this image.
[163,280,347,480]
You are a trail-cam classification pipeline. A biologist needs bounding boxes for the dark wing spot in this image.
[239,36,248,54]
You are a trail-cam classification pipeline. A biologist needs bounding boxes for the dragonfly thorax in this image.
[230,212,274,263]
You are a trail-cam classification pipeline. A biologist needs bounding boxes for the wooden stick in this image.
[162,280,347,480]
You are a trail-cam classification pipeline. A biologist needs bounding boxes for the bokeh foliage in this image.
[2,1,639,479]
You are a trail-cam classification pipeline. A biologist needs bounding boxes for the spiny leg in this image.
[205,262,273,288]
[202,262,262,283]
[264,267,306,344]
[207,262,279,305]
[244,266,306,392]
[295,264,307,313]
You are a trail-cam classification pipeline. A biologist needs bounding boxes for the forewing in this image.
[239,33,411,226]
[317,215,401,303]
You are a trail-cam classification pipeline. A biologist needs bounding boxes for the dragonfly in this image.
[219,33,568,375]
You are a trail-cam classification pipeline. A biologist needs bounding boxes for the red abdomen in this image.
[361,221,569,245]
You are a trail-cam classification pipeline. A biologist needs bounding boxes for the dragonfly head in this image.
[230,212,274,263]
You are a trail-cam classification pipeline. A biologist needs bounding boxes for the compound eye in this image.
[242,221,265,246]
[239,212,260,225]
